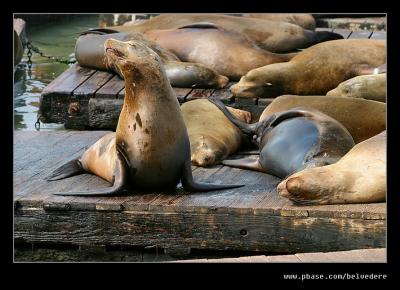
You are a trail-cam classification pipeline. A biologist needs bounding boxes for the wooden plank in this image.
[332,29,353,39]
[186,88,215,101]
[370,31,386,40]
[88,98,122,129]
[348,30,373,39]
[14,208,386,253]
[95,75,125,99]
[73,70,114,97]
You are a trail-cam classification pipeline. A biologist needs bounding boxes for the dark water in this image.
[14,15,100,131]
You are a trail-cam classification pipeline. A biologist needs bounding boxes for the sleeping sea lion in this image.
[181,99,251,167]
[326,73,386,103]
[110,13,342,52]
[241,13,316,30]
[46,39,242,195]
[75,30,229,88]
[278,131,386,205]
[231,39,386,98]
[209,99,355,179]
[259,95,386,144]
[143,25,297,80]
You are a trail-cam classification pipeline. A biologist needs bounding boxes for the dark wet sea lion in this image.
[241,13,316,30]
[209,99,355,179]
[110,14,343,53]
[46,39,242,195]
[259,95,386,144]
[278,131,386,205]
[231,39,386,98]
[75,30,228,88]
[326,73,386,103]
[144,25,297,81]
[181,99,251,167]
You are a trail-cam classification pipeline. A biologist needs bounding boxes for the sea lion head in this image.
[104,38,164,80]
[230,66,284,98]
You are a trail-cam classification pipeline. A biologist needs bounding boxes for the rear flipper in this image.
[52,146,130,196]
[181,158,244,192]
[222,158,265,173]
[46,159,85,181]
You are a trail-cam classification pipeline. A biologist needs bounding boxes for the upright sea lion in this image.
[46,39,242,195]
[326,73,386,103]
[144,25,297,80]
[181,99,251,167]
[278,131,386,205]
[231,39,386,98]
[110,14,343,53]
[259,95,386,144]
[241,13,316,30]
[209,99,355,179]
[75,30,228,88]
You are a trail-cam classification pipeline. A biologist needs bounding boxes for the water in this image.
[14,15,100,130]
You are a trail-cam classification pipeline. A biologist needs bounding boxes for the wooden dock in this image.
[37,28,386,130]
[173,248,386,263]
[14,131,386,256]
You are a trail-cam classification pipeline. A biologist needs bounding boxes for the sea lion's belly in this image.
[259,118,320,178]
[117,102,189,189]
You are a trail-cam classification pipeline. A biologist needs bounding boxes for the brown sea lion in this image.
[75,30,228,88]
[181,99,251,167]
[110,14,343,53]
[231,39,386,98]
[46,39,242,195]
[209,99,355,179]
[278,131,386,205]
[326,73,386,103]
[242,13,316,30]
[143,25,297,81]
[259,95,386,144]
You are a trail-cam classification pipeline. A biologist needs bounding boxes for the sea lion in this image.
[110,14,343,53]
[143,25,297,81]
[241,13,316,30]
[209,99,355,179]
[231,39,386,98]
[259,95,386,144]
[278,131,386,205]
[326,73,386,103]
[75,30,228,88]
[46,39,242,195]
[181,99,251,167]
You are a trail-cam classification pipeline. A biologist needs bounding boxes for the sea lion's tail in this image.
[313,31,344,44]
[208,98,257,136]
[46,158,85,181]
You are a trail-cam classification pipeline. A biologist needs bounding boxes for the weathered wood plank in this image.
[73,70,114,97]
[186,88,215,101]
[88,98,122,129]
[14,208,386,253]
[95,75,125,99]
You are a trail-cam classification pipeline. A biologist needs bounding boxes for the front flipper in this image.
[53,146,130,196]
[222,158,265,173]
[181,158,244,192]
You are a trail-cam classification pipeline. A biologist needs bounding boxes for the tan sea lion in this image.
[181,99,251,167]
[75,30,228,88]
[110,14,343,53]
[259,95,386,144]
[242,13,316,30]
[231,39,386,98]
[209,99,355,179]
[143,25,297,81]
[278,131,386,205]
[326,73,386,103]
[46,39,242,195]
[14,30,23,66]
